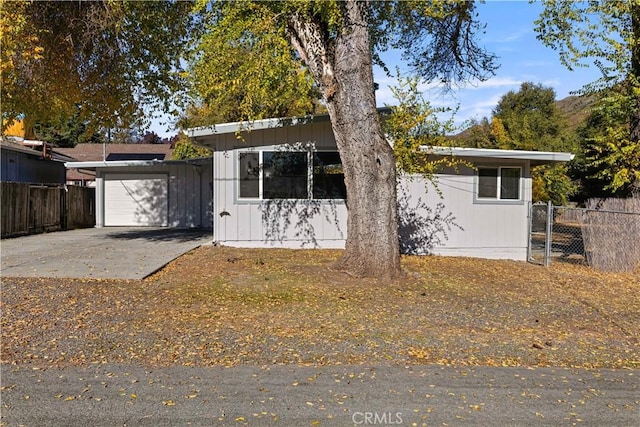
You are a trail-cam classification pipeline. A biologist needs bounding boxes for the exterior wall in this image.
[94,162,213,228]
[212,131,533,260]
[399,159,531,260]
[211,122,346,248]
[1,147,66,184]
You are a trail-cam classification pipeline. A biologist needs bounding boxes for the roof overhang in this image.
[188,115,327,139]
[187,108,393,149]
[65,156,212,170]
[422,146,575,165]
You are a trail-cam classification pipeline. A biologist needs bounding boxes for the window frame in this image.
[474,165,523,204]
[236,148,346,202]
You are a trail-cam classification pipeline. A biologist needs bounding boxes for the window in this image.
[239,152,259,198]
[478,168,498,198]
[477,167,521,200]
[237,150,346,200]
[313,152,346,199]
[263,151,308,199]
[500,167,520,200]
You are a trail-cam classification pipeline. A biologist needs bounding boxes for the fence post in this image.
[544,201,553,267]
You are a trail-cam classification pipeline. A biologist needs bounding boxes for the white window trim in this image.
[474,166,523,204]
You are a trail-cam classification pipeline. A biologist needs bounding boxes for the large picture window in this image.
[477,167,521,201]
[263,151,308,199]
[238,150,346,200]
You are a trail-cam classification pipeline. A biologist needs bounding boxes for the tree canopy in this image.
[188,1,497,124]
[384,74,458,178]
[577,86,640,197]
[1,0,197,133]
[493,82,576,153]
[535,0,640,194]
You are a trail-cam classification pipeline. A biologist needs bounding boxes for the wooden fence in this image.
[66,185,96,230]
[1,182,95,238]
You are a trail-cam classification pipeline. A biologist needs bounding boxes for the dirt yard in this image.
[2,246,639,369]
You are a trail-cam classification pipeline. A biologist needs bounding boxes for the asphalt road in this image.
[1,364,638,426]
[0,227,212,279]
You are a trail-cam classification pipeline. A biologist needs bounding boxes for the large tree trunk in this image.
[288,1,402,278]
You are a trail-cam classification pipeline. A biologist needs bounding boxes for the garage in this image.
[104,174,168,226]
[65,158,213,229]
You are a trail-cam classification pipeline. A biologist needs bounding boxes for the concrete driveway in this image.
[0,227,212,279]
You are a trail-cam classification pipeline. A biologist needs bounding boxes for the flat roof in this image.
[65,157,212,170]
[422,146,574,163]
[187,113,573,165]
[187,108,393,139]
[188,115,326,139]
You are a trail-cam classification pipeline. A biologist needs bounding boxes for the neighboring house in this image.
[65,157,213,229]
[1,139,70,185]
[57,143,174,186]
[187,113,573,261]
[1,139,93,238]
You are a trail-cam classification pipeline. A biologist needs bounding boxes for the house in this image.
[1,139,94,237]
[187,113,573,261]
[1,139,71,185]
[64,156,213,229]
[57,143,174,186]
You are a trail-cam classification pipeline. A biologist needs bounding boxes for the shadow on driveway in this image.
[101,227,212,243]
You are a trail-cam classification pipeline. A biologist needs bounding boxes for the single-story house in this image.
[1,139,71,185]
[57,143,174,186]
[187,113,573,261]
[65,157,213,228]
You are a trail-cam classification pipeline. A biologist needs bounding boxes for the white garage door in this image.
[104,174,168,226]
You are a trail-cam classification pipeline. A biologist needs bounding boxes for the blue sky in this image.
[152,1,602,137]
[374,0,601,128]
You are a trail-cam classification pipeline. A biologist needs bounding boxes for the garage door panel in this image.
[105,174,168,226]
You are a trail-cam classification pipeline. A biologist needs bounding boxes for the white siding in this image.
[212,135,533,259]
[399,162,530,260]
[211,124,348,248]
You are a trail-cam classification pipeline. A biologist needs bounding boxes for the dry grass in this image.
[2,246,639,369]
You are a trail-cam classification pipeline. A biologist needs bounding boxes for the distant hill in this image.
[556,95,596,130]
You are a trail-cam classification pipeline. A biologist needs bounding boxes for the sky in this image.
[152,1,602,137]
[373,0,601,129]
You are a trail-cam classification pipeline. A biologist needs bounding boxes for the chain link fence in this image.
[529,199,640,272]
